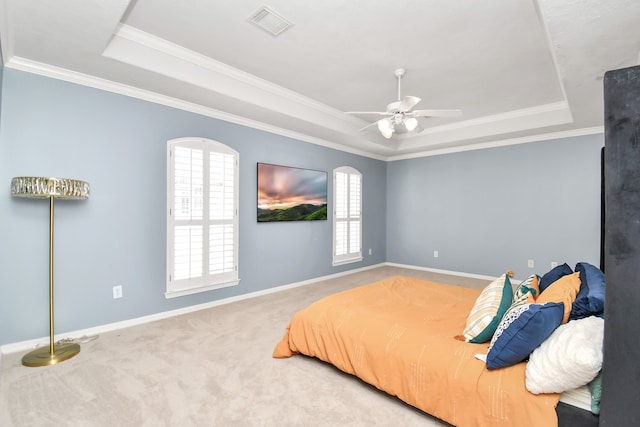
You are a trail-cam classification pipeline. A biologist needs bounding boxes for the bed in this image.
[273,274,602,427]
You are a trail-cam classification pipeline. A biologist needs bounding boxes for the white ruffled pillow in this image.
[526,316,604,394]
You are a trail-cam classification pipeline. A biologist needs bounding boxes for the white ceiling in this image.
[1,0,639,159]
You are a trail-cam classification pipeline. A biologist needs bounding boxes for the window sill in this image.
[332,256,363,267]
[165,279,240,299]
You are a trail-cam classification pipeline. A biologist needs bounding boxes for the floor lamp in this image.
[11,176,90,367]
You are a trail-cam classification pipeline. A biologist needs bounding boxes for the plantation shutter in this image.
[209,151,236,276]
[167,138,239,298]
[333,167,363,265]
[173,146,204,281]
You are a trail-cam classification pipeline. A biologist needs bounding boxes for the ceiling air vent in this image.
[248,6,293,36]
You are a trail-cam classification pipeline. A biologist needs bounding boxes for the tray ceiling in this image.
[1,0,639,159]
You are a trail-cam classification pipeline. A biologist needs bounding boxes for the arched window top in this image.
[168,137,238,155]
[334,165,361,176]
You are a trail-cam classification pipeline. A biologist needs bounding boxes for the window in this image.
[333,166,362,265]
[166,137,239,298]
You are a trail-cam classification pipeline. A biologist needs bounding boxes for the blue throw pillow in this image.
[486,302,564,370]
[539,263,573,292]
[570,262,605,320]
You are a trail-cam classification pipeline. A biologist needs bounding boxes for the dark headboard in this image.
[600,64,640,425]
[600,146,605,273]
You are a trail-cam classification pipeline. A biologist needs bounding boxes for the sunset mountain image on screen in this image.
[257,163,327,222]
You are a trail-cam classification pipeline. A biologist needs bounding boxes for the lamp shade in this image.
[11,177,90,200]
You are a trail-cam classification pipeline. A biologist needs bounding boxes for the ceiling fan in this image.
[346,68,462,139]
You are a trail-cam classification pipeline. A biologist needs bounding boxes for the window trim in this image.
[332,166,363,266]
[166,137,239,299]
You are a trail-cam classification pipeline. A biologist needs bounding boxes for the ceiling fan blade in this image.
[358,121,381,132]
[345,111,390,116]
[397,96,421,112]
[410,109,462,118]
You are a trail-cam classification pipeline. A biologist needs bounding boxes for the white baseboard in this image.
[383,262,497,281]
[0,263,385,355]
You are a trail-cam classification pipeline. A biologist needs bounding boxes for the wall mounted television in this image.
[257,162,328,222]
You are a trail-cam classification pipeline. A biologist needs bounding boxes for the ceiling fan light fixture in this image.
[345,68,461,141]
[404,117,418,131]
[378,119,394,138]
[378,118,392,132]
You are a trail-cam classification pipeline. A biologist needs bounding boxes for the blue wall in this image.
[386,134,604,278]
[0,69,387,345]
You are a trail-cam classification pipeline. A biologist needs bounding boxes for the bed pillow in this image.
[536,272,581,324]
[462,271,514,343]
[539,263,573,293]
[513,274,540,305]
[486,302,564,370]
[570,262,605,320]
[525,316,604,394]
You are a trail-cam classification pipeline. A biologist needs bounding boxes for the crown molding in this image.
[111,24,342,118]
[387,126,604,161]
[5,56,386,161]
[397,101,573,151]
[104,24,359,128]
[403,101,571,137]
[4,56,601,163]
[106,25,580,158]
[0,0,13,63]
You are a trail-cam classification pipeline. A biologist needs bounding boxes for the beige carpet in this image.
[0,266,489,427]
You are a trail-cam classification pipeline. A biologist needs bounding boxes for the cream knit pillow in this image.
[526,316,604,394]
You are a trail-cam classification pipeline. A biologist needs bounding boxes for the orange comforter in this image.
[273,276,560,427]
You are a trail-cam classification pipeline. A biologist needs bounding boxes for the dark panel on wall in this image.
[0,43,4,124]
[601,64,640,426]
[600,147,605,272]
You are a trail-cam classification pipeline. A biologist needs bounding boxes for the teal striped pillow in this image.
[463,272,514,343]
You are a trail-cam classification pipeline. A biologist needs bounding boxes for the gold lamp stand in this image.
[11,177,90,367]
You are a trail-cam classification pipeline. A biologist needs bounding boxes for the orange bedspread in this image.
[273,276,560,427]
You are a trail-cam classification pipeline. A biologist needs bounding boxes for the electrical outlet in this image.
[113,285,123,299]
[550,261,558,268]
[368,248,372,255]
[527,259,534,269]
[434,250,439,258]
